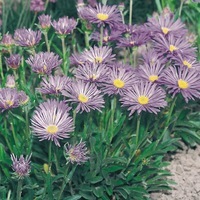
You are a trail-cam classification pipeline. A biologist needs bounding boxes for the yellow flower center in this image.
[95,56,103,63]
[138,95,149,105]
[130,41,135,45]
[149,75,158,82]
[90,74,98,80]
[183,60,192,68]
[69,149,77,161]
[103,36,109,42]
[161,27,170,34]
[46,125,58,134]
[113,79,125,88]
[178,79,189,89]
[97,13,109,21]
[43,65,47,71]
[169,45,178,52]
[78,94,89,103]
[6,100,14,107]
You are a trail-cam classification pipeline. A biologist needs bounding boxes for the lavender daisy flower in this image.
[148,15,186,37]
[5,75,16,88]
[140,49,167,66]
[70,52,85,66]
[38,14,51,30]
[74,62,109,86]
[91,28,121,43]
[30,0,45,12]
[18,91,29,106]
[101,64,138,96]
[154,34,196,58]
[26,52,62,75]
[137,62,165,83]
[81,46,115,64]
[11,154,31,179]
[5,54,21,70]
[160,66,200,102]
[38,75,71,95]
[120,81,167,116]
[62,80,104,113]
[52,16,77,36]
[79,3,122,28]
[14,28,42,47]
[1,33,14,47]
[31,100,74,146]
[0,88,20,111]
[64,141,89,165]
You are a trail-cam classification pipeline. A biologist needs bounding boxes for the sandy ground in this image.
[151,145,200,200]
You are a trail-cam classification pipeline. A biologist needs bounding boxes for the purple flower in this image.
[64,141,89,165]
[120,81,167,116]
[26,52,62,75]
[14,28,42,47]
[101,64,138,96]
[81,46,115,64]
[11,154,31,179]
[5,75,16,88]
[74,62,109,86]
[30,0,45,12]
[160,66,200,102]
[52,17,77,35]
[38,14,51,30]
[137,62,165,84]
[5,54,21,70]
[154,34,196,58]
[38,75,71,95]
[0,88,20,111]
[79,3,122,28]
[70,52,85,66]
[1,34,14,47]
[62,80,104,113]
[31,100,74,146]
[147,15,186,37]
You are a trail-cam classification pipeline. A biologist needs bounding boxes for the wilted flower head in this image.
[18,91,29,106]
[38,75,71,95]
[38,14,51,30]
[52,16,77,36]
[64,141,89,165]
[14,28,42,47]
[31,100,74,146]
[62,80,104,113]
[120,81,167,116]
[0,88,20,111]
[79,3,122,27]
[148,15,186,37]
[26,52,62,75]
[74,62,109,86]
[101,64,138,96]
[5,75,16,88]
[160,66,200,102]
[30,0,45,12]
[11,154,31,179]
[1,34,14,47]
[5,54,21,70]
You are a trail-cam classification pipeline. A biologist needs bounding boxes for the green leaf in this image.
[63,195,82,200]
[88,176,103,184]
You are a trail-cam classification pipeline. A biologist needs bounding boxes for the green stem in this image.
[135,114,141,147]
[100,25,104,47]
[4,117,13,152]
[58,165,69,200]
[48,141,52,171]
[157,97,177,145]
[0,52,4,80]
[155,0,162,14]
[17,179,23,200]
[30,12,37,29]
[45,0,50,10]
[44,31,50,52]
[61,37,68,75]
[179,0,184,17]
[110,97,117,141]
[84,31,90,49]
[133,47,138,67]
[129,0,133,25]
[25,107,31,153]
[11,122,18,146]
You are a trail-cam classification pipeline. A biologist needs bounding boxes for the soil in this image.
[150,145,200,200]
